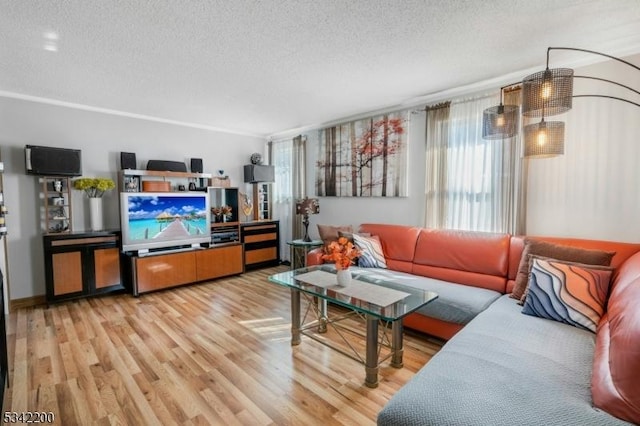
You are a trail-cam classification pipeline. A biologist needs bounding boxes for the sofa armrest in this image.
[306,247,325,266]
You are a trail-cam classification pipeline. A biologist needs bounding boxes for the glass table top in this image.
[268,265,438,322]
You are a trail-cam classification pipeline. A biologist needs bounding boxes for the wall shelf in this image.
[41,177,72,234]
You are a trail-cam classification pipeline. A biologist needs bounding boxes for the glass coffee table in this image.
[268,265,438,388]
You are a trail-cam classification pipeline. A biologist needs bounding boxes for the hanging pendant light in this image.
[482,85,519,140]
[524,118,564,158]
[522,67,573,117]
[482,103,519,140]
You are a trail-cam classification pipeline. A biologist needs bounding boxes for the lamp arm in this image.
[572,95,640,109]
[547,47,640,73]
[574,75,640,98]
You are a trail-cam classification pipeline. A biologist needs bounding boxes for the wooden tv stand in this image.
[127,243,243,296]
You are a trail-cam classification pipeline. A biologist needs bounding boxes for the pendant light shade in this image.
[522,68,574,117]
[482,103,519,139]
[524,119,564,158]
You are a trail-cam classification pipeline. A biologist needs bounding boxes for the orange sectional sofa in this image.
[307,223,640,424]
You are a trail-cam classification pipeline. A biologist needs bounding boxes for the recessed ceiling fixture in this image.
[42,31,59,52]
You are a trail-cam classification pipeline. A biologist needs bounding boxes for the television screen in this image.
[120,192,211,252]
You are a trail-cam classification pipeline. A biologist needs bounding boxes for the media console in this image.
[126,243,243,296]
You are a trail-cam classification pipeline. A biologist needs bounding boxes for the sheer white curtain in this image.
[424,102,450,228]
[269,136,306,262]
[446,93,502,231]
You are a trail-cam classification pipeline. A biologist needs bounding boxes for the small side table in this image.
[287,239,323,269]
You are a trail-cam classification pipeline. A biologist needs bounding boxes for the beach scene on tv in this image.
[126,195,208,242]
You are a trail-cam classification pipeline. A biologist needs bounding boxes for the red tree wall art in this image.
[316,111,408,197]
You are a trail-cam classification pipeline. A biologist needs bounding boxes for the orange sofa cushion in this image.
[359,224,422,273]
[592,251,640,424]
[412,229,510,292]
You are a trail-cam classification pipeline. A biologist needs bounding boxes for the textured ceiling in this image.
[1,0,640,137]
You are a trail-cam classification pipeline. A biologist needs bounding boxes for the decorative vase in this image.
[89,197,103,231]
[336,269,352,286]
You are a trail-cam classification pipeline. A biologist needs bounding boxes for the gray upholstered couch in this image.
[377,294,631,425]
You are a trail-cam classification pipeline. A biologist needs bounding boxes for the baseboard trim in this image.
[10,295,46,311]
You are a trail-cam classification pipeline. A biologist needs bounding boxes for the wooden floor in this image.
[3,266,443,425]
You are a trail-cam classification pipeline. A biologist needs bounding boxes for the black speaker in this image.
[146,160,187,172]
[25,145,82,176]
[244,164,275,183]
[120,152,137,170]
[190,158,203,173]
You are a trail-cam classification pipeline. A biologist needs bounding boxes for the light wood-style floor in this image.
[3,266,443,425]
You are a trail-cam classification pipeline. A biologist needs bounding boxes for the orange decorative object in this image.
[321,237,361,270]
[142,181,171,192]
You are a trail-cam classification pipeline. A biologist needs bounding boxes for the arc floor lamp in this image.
[483,47,640,158]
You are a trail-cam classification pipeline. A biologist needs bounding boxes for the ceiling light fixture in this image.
[42,31,59,52]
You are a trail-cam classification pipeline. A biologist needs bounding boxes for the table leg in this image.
[291,289,301,346]
[365,314,379,388]
[317,294,327,333]
[391,320,403,368]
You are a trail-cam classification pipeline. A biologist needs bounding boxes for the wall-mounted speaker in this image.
[190,158,203,173]
[25,145,82,176]
[120,152,137,170]
[244,164,275,183]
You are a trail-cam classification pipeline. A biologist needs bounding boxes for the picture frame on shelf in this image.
[123,175,140,192]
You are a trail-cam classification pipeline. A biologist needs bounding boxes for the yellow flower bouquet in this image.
[73,178,116,198]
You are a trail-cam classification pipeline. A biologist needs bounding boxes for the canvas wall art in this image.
[315,111,409,197]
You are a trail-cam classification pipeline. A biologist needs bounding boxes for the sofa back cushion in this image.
[359,224,422,273]
[592,251,640,424]
[412,229,510,292]
[507,236,640,293]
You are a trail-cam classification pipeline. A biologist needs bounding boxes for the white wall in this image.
[303,110,427,240]
[0,97,265,301]
[526,53,640,241]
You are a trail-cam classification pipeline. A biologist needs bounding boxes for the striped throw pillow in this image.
[353,234,387,269]
[522,256,612,333]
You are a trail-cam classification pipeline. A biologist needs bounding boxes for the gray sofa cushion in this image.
[377,295,631,426]
[351,267,501,324]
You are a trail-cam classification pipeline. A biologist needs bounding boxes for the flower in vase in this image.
[321,237,361,270]
[73,178,115,198]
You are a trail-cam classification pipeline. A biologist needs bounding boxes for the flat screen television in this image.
[120,192,211,253]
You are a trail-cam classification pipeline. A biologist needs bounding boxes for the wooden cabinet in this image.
[133,251,198,294]
[129,244,244,295]
[195,244,243,281]
[43,231,124,304]
[241,220,280,270]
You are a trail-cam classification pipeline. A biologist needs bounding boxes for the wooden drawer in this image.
[245,247,278,265]
[244,232,277,243]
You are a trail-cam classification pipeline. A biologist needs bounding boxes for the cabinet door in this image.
[52,251,83,295]
[94,247,121,289]
[135,251,197,293]
[196,245,243,281]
